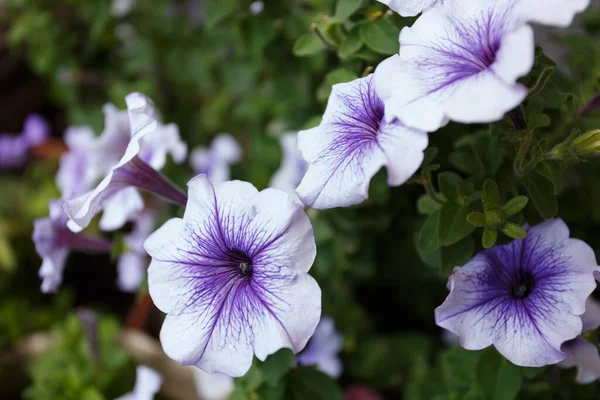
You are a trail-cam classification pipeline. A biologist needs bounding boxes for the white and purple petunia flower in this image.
[296,316,343,378]
[376,0,442,17]
[33,200,112,293]
[435,219,599,367]
[144,175,321,377]
[193,368,234,400]
[117,210,157,293]
[63,93,188,233]
[189,133,241,182]
[559,298,600,384]
[374,0,590,132]
[269,132,307,202]
[116,365,162,400]
[295,75,428,210]
[0,114,50,169]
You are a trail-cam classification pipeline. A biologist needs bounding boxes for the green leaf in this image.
[257,382,286,400]
[501,222,527,239]
[230,386,251,400]
[476,349,522,400]
[441,346,483,389]
[528,113,551,130]
[242,362,264,392]
[359,19,400,55]
[338,28,364,58]
[441,236,474,274]
[439,204,475,246]
[333,0,363,22]
[524,173,559,219]
[317,68,359,102]
[422,147,438,167]
[535,160,562,194]
[293,34,327,57]
[467,212,486,227]
[417,194,443,215]
[438,172,465,204]
[500,196,529,217]
[287,367,342,400]
[262,349,294,387]
[482,227,497,249]
[482,179,499,211]
[418,211,441,254]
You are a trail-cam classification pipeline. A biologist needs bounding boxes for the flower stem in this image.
[422,171,445,204]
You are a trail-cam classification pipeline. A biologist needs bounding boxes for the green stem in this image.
[514,130,533,176]
[422,171,445,204]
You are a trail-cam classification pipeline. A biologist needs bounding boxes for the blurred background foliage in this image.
[1,0,600,399]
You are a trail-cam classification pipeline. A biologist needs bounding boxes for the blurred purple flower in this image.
[296,316,343,378]
[269,132,307,203]
[34,200,112,293]
[144,175,321,377]
[436,219,599,367]
[560,298,600,383]
[63,93,187,233]
[117,211,157,292]
[189,133,241,182]
[0,114,49,169]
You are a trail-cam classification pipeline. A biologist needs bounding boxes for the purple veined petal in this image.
[193,367,234,400]
[296,316,343,378]
[144,175,321,377]
[374,0,535,132]
[296,75,428,209]
[116,365,162,400]
[376,0,443,17]
[269,132,308,202]
[435,218,599,367]
[22,114,50,147]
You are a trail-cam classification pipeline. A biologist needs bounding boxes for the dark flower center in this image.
[511,273,534,299]
[238,262,253,277]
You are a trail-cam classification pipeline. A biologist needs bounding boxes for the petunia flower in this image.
[295,75,428,210]
[117,211,157,293]
[33,200,112,293]
[189,133,241,182]
[56,126,103,200]
[268,132,307,202]
[0,114,50,169]
[374,0,590,132]
[63,93,188,233]
[376,0,442,17]
[435,219,598,367]
[296,316,343,378]
[111,0,136,18]
[116,365,162,400]
[559,298,600,383]
[144,175,321,377]
[193,368,234,400]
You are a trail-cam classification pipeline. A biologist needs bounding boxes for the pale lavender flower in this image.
[376,0,442,17]
[116,365,162,400]
[296,316,343,378]
[189,133,241,182]
[63,93,188,233]
[144,175,321,377]
[559,298,600,383]
[33,200,112,293]
[249,1,264,15]
[374,0,590,132]
[56,126,102,200]
[269,132,307,202]
[117,211,156,292]
[435,219,598,367]
[193,368,234,400]
[296,75,428,209]
[111,0,136,18]
[0,114,49,169]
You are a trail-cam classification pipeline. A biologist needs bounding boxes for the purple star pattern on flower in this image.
[435,219,599,367]
[375,0,590,132]
[296,75,428,210]
[144,175,321,377]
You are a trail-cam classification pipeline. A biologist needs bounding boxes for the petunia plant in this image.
[3,0,600,399]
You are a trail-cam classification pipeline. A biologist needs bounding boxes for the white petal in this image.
[118,252,147,293]
[515,0,590,28]
[193,368,234,400]
[377,0,441,17]
[560,338,600,384]
[116,365,162,400]
[140,123,188,170]
[99,187,144,231]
